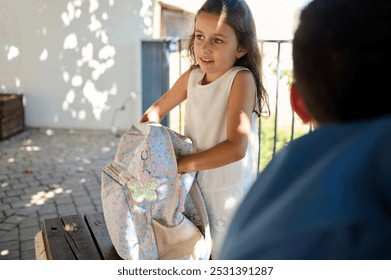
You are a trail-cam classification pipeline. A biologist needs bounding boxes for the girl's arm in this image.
[177,70,256,173]
[140,68,191,123]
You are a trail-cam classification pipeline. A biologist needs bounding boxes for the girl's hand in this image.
[140,112,158,123]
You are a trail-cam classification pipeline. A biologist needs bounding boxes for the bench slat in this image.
[85,213,122,260]
[43,215,102,260]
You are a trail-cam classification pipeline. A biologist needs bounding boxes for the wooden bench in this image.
[35,212,122,260]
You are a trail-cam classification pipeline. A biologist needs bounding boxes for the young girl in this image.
[141,0,269,258]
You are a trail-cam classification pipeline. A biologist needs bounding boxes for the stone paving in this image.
[0,127,122,260]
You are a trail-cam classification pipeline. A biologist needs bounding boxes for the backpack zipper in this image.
[107,162,135,184]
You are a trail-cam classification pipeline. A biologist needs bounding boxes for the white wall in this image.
[0,0,154,130]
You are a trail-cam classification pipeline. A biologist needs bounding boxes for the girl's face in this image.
[194,12,246,83]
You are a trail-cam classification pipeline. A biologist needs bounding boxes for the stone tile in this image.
[0,240,19,252]
[21,249,35,260]
[0,230,8,239]
[0,247,20,260]
[0,229,19,242]
[37,204,57,215]
[73,196,93,206]
[3,209,16,217]
[38,213,59,222]
[5,189,24,197]
[0,127,116,259]
[54,195,73,205]
[76,205,96,214]
[11,201,30,210]
[72,190,90,197]
[21,239,35,251]
[20,227,39,242]
[4,215,26,225]
[19,218,40,229]
[0,223,15,231]
[2,197,21,204]
[0,203,11,212]
[58,208,77,216]
[10,182,29,190]
[15,205,40,216]
[39,177,64,186]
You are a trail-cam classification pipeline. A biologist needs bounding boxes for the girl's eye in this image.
[196,34,203,40]
[214,38,223,44]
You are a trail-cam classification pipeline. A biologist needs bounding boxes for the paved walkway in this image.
[0,127,122,260]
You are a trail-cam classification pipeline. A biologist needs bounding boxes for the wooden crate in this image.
[0,93,25,140]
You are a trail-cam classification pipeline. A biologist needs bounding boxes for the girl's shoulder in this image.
[227,66,254,83]
[231,66,255,83]
[231,65,251,73]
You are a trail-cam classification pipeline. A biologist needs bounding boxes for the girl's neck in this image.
[201,67,234,85]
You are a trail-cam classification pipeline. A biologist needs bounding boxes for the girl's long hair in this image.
[187,0,269,117]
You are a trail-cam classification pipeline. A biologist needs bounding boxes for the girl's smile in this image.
[199,57,214,64]
[194,12,245,83]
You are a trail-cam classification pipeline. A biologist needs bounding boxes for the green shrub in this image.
[258,116,309,171]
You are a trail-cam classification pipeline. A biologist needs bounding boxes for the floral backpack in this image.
[101,122,211,260]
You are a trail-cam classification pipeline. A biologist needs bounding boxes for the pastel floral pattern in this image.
[101,122,211,260]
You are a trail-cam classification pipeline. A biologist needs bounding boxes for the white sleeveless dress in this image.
[184,66,259,258]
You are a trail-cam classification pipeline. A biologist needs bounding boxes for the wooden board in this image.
[34,231,48,260]
[85,213,122,260]
[36,213,122,260]
[42,215,101,260]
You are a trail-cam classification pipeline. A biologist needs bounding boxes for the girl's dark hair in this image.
[187,0,269,117]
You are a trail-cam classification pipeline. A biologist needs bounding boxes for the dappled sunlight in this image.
[27,186,72,207]
[63,33,78,50]
[64,222,79,232]
[1,250,9,256]
[20,145,41,152]
[58,0,120,122]
[0,77,22,93]
[6,45,20,60]
[101,146,112,153]
[139,0,154,34]
[224,197,237,210]
[0,127,119,260]
[71,75,83,87]
[1,0,153,129]
[39,48,48,61]
[82,80,116,120]
[82,158,92,164]
[15,77,21,88]
[45,129,55,136]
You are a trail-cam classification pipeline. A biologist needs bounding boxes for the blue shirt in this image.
[219,116,391,259]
